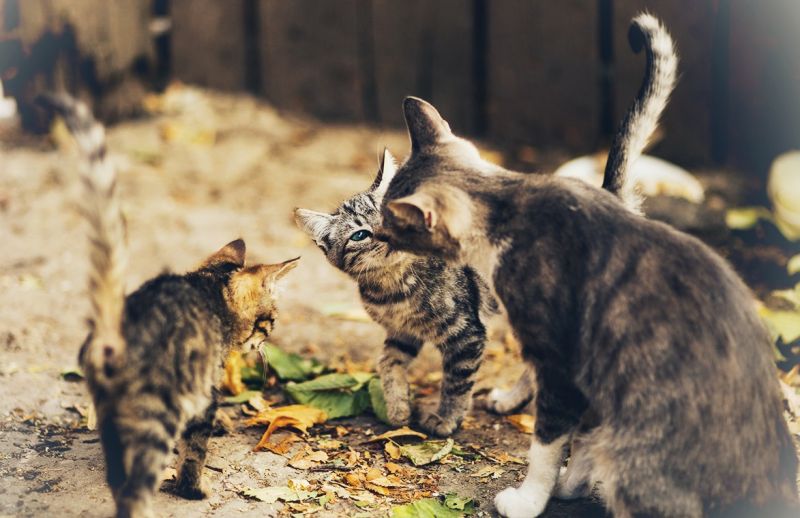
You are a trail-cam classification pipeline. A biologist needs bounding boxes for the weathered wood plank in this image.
[727,0,800,174]
[613,1,715,166]
[258,0,364,121]
[487,0,600,153]
[171,0,248,91]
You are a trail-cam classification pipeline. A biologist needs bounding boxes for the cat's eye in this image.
[349,229,372,242]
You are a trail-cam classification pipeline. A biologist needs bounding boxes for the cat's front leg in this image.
[495,369,584,518]
[419,326,485,436]
[377,336,422,426]
[169,402,216,500]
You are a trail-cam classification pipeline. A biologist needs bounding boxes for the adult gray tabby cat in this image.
[293,9,675,437]
[39,93,299,518]
[376,13,798,518]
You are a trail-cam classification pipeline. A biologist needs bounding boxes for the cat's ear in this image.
[294,209,333,242]
[200,238,246,270]
[387,185,472,239]
[403,97,453,152]
[261,256,300,283]
[370,148,398,198]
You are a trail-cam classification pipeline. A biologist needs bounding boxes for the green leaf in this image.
[391,497,465,518]
[399,438,454,466]
[444,494,475,513]
[261,343,323,381]
[368,377,390,424]
[285,373,374,419]
[223,389,262,405]
[725,206,773,230]
[759,307,800,343]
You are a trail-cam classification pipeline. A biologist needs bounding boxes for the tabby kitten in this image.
[41,94,298,518]
[376,14,798,518]
[294,151,497,436]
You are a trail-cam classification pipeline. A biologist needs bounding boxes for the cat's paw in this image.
[162,477,211,500]
[554,465,590,500]
[494,486,548,518]
[416,409,460,437]
[485,387,524,415]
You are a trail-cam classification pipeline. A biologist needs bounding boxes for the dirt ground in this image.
[0,86,795,518]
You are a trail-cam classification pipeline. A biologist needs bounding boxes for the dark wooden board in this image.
[258,0,364,121]
[171,0,248,91]
[371,0,477,133]
[613,1,715,166]
[487,0,600,153]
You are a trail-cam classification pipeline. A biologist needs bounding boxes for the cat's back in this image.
[121,273,226,361]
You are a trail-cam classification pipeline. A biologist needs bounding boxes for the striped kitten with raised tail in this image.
[377,14,798,518]
[295,150,498,436]
[39,94,299,518]
[487,7,678,415]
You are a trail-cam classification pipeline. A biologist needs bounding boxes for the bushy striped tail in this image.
[602,13,678,214]
[38,93,127,379]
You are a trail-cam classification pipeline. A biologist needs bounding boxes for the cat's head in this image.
[375,97,487,262]
[294,149,408,276]
[197,239,299,350]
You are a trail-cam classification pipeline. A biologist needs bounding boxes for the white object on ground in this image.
[555,153,705,204]
[768,151,800,240]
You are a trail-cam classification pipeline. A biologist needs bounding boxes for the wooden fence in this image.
[2,0,799,174]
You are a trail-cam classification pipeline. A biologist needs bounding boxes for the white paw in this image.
[494,486,548,518]
[486,387,517,414]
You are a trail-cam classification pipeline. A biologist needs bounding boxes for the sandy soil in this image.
[0,86,795,518]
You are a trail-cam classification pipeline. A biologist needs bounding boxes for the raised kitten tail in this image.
[602,13,678,214]
[38,93,127,381]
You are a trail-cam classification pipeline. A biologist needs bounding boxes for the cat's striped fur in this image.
[40,94,298,518]
[295,151,497,436]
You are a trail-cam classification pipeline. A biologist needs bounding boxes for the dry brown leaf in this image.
[367,426,428,443]
[246,405,327,451]
[384,441,401,460]
[486,450,526,465]
[223,350,246,396]
[344,449,360,467]
[471,465,506,479]
[365,482,392,496]
[335,426,349,437]
[263,433,302,455]
[365,467,382,482]
[344,473,362,488]
[289,448,329,469]
[507,414,535,434]
[367,475,405,488]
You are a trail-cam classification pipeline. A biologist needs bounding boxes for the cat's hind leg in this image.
[377,336,423,426]
[170,402,216,500]
[485,367,536,415]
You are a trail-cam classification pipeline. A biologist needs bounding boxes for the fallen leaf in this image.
[320,303,372,323]
[470,465,505,479]
[262,433,302,455]
[485,450,525,465]
[399,438,454,466]
[60,367,84,382]
[246,405,327,450]
[289,448,329,469]
[241,485,316,504]
[725,206,773,230]
[443,493,476,513]
[223,350,246,396]
[366,426,427,443]
[385,441,401,460]
[390,496,467,517]
[262,343,324,381]
[506,414,535,434]
[223,389,262,405]
[758,305,800,343]
[286,373,373,419]
[788,254,800,277]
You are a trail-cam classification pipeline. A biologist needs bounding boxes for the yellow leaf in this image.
[366,426,427,443]
[246,405,327,450]
[223,350,246,396]
[365,467,382,482]
[365,482,392,496]
[262,433,301,455]
[385,441,401,460]
[506,414,535,434]
[289,448,329,469]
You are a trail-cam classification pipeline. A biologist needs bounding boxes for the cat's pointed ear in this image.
[386,191,439,232]
[370,148,398,198]
[294,209,333,243]
[262,256,300,283]
[200,238,246,270]
[403,97,453,152]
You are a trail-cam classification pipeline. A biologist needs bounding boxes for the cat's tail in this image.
[602,13,678,214]
[37,93,127,380]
